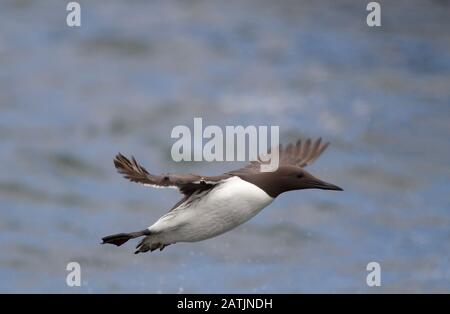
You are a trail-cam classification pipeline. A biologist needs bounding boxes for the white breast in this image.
[149,176,274,243]
[203,176,274,220]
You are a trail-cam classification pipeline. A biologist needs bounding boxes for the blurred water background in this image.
[0,0,449,293]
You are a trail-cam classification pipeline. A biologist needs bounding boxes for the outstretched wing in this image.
[279,138,329,168]
[114,153,228,196]
[228,138,330,174]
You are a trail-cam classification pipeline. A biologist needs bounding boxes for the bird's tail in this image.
[101,229,151,247]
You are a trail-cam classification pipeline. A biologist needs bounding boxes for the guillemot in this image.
[102,138,342,254]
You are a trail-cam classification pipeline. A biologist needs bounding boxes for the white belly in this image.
[149,176,273,243]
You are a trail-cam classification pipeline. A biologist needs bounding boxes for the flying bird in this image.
[102,138,342,254]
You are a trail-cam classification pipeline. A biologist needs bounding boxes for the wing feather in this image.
[113,153,228,196]
[228,138,330,174]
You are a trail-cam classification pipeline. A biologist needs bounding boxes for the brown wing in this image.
[279,138,329,168]
[228,138,330,174]
[113,153,229,196]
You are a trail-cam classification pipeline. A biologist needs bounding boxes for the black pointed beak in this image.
[308,178,343,191]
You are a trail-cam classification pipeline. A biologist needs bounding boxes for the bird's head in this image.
[274,165,343,194]
[243,165,343,197]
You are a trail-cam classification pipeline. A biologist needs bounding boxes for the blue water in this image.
[1,0,449,293]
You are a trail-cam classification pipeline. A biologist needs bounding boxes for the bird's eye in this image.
[297,173,304,178]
